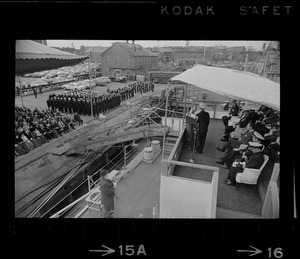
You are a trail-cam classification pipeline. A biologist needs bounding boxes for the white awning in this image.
[170,65,280,110]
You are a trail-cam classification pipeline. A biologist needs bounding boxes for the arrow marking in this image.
[237,245,262,257]
[90,245,115,256]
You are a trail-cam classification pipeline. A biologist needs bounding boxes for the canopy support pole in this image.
[162,83,170,157]
[182,84,187,129]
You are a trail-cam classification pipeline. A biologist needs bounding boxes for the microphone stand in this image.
[189,124,197,163]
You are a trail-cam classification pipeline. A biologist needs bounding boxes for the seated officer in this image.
[216,130,264,169]
[224,142,264,186]
[222,100,239,127]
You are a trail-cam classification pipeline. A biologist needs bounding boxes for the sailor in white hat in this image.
[248,141,263,148]
[189,102,199,115]
[198,102,206,110]
[224,141,264,186]
[252,131,264,143]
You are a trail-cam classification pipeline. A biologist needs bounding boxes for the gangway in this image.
[66,124,169,155]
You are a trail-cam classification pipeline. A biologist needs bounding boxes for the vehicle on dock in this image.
[110,73,127,83]
[94,76,111,86]
[62,82,86,90]
[79,79,96,89]
[148,71,181,84]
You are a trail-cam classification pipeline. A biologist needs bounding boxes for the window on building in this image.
[106,56,110,64]
[116,57,120,66]
[126,57,131,65]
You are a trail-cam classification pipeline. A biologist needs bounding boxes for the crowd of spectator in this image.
[15,106,83,157]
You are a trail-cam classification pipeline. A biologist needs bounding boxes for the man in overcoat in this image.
[195,103,210,154]
[99,170,116,218]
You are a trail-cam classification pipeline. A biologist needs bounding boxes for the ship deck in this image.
[77,119,273,219]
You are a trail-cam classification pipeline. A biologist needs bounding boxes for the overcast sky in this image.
[47,40,269,50]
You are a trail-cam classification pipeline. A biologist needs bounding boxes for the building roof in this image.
[83,46,109,53]
[102,42,157,57]
[120,42,157,56]
[159,47,173,53]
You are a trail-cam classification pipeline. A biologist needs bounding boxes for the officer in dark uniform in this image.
[46,97,51,110]
[117,92,121,106]
[222,100,240,127]
[82,99,86,115]
[110,95,113,110]
[151,81,154,92]
[70,97,75,113]
[78,98,82,115]
[103,96,107,112]
[92,100,96,116]
[63,97,68,113]
[52,96,56,111]
[131,86,134,98]
[86,99,91,116]
[58,97,62,112]
[96,100,100,116]
[76,98,80,114]
[113,94,117,108]
[195,103,210,154]
[60,96,64,112]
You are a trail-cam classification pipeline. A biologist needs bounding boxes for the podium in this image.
[186,115,196,125]
[186,115,196,145]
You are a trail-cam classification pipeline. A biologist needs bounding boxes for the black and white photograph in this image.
[15,40,280,219]
[7,1,297,257]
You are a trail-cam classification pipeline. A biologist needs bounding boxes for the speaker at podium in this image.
[186,114,196,125]
[186,114,197,147]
